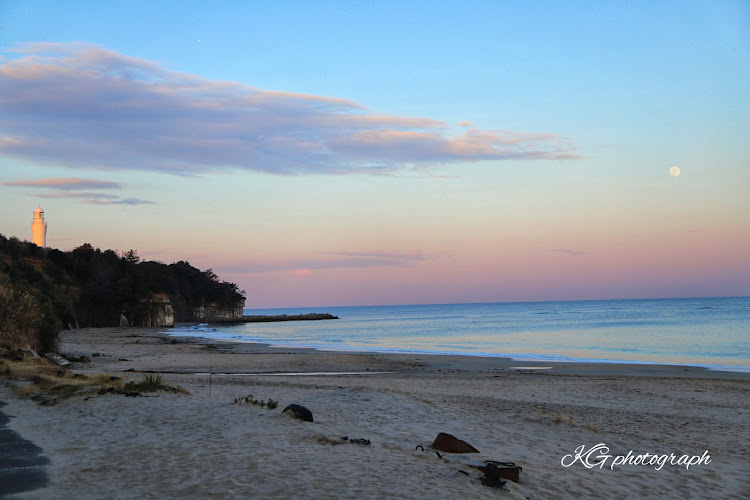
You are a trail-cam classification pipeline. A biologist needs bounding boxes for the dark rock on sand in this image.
[282,404,313,422]
[431,432,479,454]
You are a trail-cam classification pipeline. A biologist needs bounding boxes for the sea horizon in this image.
[241,294,750,313]
[166,296,750,373]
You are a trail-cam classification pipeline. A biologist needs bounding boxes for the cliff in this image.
[189,302,245,322]
[0,234,246,349]
[134,293,175,327]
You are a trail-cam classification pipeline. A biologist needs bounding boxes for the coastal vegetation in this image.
[125,373,189,394]
[0,352,188,401]
[0,234,245,353]
[0,353,124,402]
[232,394,279,409]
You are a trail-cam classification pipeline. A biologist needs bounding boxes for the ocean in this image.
[165,297,750,372]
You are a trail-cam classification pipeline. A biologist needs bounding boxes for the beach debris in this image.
[98,386,140,397]
[480,462,506,488]
[44,353,71,367]
[64,354,92,364]
[431,433,479,454]
[339,436,371,446]
[282,404,313,422]
[31,393,58,406]
[349,438,371,446]
[415,437,521,485]
[474,461,522,484]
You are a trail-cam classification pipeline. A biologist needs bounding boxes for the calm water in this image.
[165,297,750,372]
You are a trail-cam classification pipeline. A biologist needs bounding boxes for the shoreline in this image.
[2,327,749,498]
[163,326,750,379]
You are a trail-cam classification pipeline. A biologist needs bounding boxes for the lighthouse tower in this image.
[31,205,47,248]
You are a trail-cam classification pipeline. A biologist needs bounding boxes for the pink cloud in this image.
[29,191,119,199]
[0,43,579,176]
[85,198,154,205]
[213,250,444,275]
[551,248,588,257]
[4,177,122,190]
[3,176,153,205]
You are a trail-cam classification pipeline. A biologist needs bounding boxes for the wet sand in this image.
[2,327,749,498]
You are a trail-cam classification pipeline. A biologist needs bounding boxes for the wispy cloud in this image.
[85,197,154,205]
[5,176,154,205]
[329,250,437,262]
[0,43,579,176]
[216,250,443,274]
[551,248,588,257]
[30,191,119,199]
[25,191,155,205]
[4,178,122,190]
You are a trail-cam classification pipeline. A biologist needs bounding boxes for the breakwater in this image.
[210,313,338,324]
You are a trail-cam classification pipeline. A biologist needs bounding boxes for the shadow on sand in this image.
[0,400,50,496]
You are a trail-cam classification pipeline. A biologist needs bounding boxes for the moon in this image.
[669,166,680,177]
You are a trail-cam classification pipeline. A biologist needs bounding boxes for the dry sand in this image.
[2,327,750,499]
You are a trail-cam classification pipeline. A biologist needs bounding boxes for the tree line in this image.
[0,234,245,353]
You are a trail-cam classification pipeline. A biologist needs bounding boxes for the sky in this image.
[1,1,749,308]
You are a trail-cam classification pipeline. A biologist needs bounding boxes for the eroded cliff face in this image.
[191,303,244,322]
[134,293,174,327]
[128,296,243,326]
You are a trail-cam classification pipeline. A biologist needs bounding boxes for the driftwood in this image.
[44,353,71,366]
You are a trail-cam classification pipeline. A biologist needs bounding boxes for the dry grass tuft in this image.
[125,373,190,395]
[2,356,189,400]
[1,356,124,400]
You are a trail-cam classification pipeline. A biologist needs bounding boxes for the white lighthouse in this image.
[31,205,47,247]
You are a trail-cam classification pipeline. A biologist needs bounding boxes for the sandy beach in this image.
[2,327,750,499]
